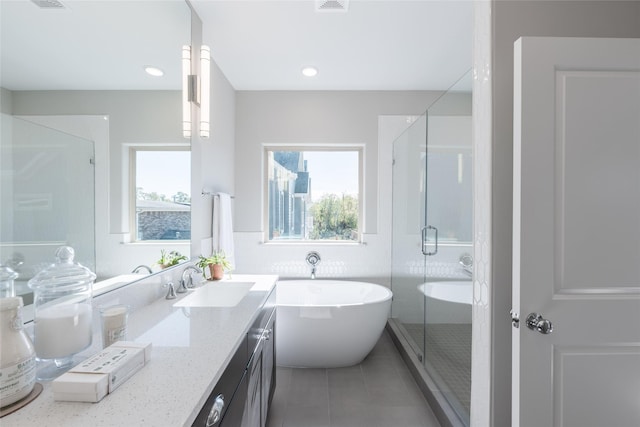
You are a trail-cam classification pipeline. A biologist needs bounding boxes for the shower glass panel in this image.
[0,114,95,303]
[391,113,428,358]
[391,70,472,425]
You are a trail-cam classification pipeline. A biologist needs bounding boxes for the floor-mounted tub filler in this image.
[275,280,392,368]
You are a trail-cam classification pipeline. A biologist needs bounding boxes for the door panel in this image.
[553,347,640,426]
[513,37,640,427]
[557,71,640,292]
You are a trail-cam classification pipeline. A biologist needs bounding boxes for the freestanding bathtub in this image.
[418,280,472,323]
[276,280,392,368]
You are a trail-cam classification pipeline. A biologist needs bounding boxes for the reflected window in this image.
[131,148,190,241]
[265,148,362,242]
[425,147,472,243]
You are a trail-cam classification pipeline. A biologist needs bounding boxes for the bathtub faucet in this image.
[459,253,473,277]
[132,264,152,274]
[305,251,321,279]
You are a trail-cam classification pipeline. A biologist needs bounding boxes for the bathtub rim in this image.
[276,279,393,308]
[417,280,472,306]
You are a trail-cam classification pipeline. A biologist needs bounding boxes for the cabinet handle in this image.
[206,394,225,427]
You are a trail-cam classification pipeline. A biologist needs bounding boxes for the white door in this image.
[512,37,640,427]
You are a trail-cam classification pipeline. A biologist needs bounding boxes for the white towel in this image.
[212,193,234,268]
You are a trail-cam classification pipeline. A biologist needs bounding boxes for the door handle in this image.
[421,225,438,256]
[525,313,553,334]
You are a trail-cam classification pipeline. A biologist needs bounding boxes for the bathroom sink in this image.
[173,282,255,308]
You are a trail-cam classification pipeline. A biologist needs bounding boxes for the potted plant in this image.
[156,250,187,269]
[196,251,232,280]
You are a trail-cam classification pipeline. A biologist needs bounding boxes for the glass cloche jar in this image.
[28,246,95,380]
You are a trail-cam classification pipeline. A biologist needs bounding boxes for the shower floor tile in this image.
[267,330,441,427]
[403,322,472,416]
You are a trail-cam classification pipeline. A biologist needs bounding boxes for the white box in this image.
[71,346,144,392]
[53,341,151,403]
[52,372,109,403]
[111,341,152,364]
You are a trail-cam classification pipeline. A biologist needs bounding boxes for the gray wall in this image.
[231,91,443,284]
[192,56,237,257]
[234,91,439,234]
[490,1,640,425]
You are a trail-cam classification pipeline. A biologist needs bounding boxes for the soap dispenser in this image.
[28,246,96,380]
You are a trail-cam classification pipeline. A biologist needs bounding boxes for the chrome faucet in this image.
[5,253,24,272]
[132,264,152,274]
[305,251,321,279]
[180,265,202,291]
[165,281,177,299]
[459,253,473,277]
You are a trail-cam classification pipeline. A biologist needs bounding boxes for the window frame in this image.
[263,144,364,244]
[129,146,191,243]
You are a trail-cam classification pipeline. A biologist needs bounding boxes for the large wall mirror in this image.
[0,0,192,305]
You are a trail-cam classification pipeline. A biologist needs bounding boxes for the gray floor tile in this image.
[267,330,441,427]
[276,366,293,389]
[367,404,436,427]
[283,405,330,427]
[328,382,370,408]
[329,404,376,427]
[328,377,366,392]
[286,384,329,407]
[291,368,328,386]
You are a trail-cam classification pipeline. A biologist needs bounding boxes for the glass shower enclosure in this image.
[390,71,472,425]
[0,114,95,304]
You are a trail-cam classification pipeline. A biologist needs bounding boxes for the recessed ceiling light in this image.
[144,66,164,77]
[302,66,318,77]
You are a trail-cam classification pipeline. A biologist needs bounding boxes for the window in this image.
[265,147,362,242]
[131,148,191,241]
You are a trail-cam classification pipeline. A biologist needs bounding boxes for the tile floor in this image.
[266,330,441,427]
[404,323,471,415]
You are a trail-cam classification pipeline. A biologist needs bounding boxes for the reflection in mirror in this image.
[0,115,95,304]
[425,70,473,244]
[0,1,192,308]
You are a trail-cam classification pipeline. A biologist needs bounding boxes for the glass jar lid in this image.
[28,246,96,292]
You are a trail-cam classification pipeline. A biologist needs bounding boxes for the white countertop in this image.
[4,274,278,427]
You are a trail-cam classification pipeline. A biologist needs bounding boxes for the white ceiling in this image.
[192,0,473,90]
[0,0,473,92]
[0,0,191,91]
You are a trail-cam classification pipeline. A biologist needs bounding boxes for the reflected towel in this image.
[212,193,234,268]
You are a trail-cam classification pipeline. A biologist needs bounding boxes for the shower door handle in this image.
[421,225,438,256]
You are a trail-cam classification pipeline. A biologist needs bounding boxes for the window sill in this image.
[120,240,190,246]
[261,240,366,246]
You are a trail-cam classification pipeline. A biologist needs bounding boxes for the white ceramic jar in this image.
[0,296,36,408]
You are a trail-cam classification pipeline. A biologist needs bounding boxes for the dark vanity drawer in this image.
[193,337,248,427]
[247,287,276,358]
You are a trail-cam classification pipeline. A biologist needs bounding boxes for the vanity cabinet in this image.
[261,311,275,426]
[247,289,276,427]
[247,307,276,427]
[193,288,276,427]
[192,338,248,426]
